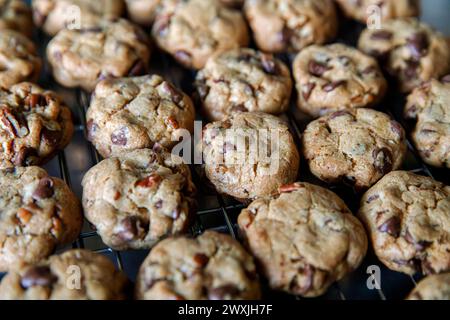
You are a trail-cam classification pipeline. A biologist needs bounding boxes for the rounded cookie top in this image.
[404,77,450,168]
[0,82,74,169]
[407,273,450,300]
[0,167,83,272]
[0,0,33,37]
[82,148,196,251]
[238,182,368,297]
[32,0,126,36]
[293,44,387,118]
[202,112,300,201]
[86,75,195,158]
[0,249,129,300]
[358,18,450,93]
[195,48,292,121]
[125,0,160,26]
[152,0,249,70]
[244,0,338,53]
[135,231,261,300]
[46,18,150,92]
[302,108,407,189]
[358,171,450,276]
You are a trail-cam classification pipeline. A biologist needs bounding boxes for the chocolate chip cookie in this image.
[0,83,74,169]
[0,30,42,89]
[32,0,126,36]
[46,18,150,92]
[293,44,387,118]
[407,273,450,300]
[152,0,249,70]
[135,231,261,300]
[195,48,292,121]
[201,112,300,202]
[404,77,450,168]
[86,75,195,158]
[358,171,450,275]
[82,148,196,251]
[0,167,83,272]
[0,0,33,37]
[238,182,368,297]
[0,249,129,299]
[244,0,338,53]
[125,0,159,26]
[302,108,407,189]
[358,18,450,93]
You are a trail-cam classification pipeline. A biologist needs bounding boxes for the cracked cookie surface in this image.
[82,148,196,251]
[0,249,129,299]
[0,167,82,272]
[238,182,368,297]
[0,0,33,37]
[195,48,292,121]
[135,231,261,300]
[86,75,195,157]
[358,171,450,275]
[293,44,387,118]
[407,273,450,300]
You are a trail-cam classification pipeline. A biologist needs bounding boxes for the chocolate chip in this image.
[329,110,353,119]
[21,266,56,289]
[193,253,209,267]
[407,32,429,60]
[370,30,393,40]
[323,80,346,92]
[117,216,147,242]
[403,60,420,78]
[441,74,450,83]
[279,26,293,45]
[154,200,163,209]
[111,127,128,146]
[155,15,171,36]
[13,147,37,166]
[378,216,401,238]
[33,177,54,200]
[308,60,330,77]
[128,59,146,76]
[302,83,316,101]
[86,119,98,141]
[260,54,278,75]
[404,229,432,251]
[231,104,248,112]
[174,50,192,66]
[208,285,240,300]
[41,127,62,146]
[373,147,393,174]
[366,194,380,203]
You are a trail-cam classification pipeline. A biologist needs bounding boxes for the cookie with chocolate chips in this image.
[407,273,450,300]
[293,44,387,118]
[125,0,160,26]
[46,18,150,92]
[86,75,195,157]
[238,182,368,297]
[358,18,450,93]
[0,249,129,299]
[82,148,196,251]
[0,0,33,37]
[358,171,450,276]
[0,83,74,169]
[195,48,292,121]
[135,231,261,300]
[0,167,83,272]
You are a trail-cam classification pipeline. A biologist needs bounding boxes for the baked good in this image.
[135,231,261,300]
[86,75,195,157]
[201,112,300,202]
[195,48,292,121]
[404,77,450,168]
[407,273,450,300]
[152,0,249,69]
[302,108,407,189]
[0,82,74,169]
[0,249,129,300]
[238,182,368,297]
[0,30,42,89]
[0,0,33,37]
[32,0,126,36]
[293,43,387,117]
[220,0,243,8]
[244,0,338,53]
[0,166,83,272]
[358,171,450,275]
[358,18,450,93]
[46,18,150,92]
[82,148,196,251]
[125,0,160,26]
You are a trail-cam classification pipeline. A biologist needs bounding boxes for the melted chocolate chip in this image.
[21,266,56,289]
[260,54,278,75]
[370,30,393,40]
[117,216,147,242]
[329,110,352,119]
[41,127,62,146]
[390,121,404,140]
[302,83,316,101]
[407,32,429,60]
[322,80,346,92]
[308,60,330,77]
[32,177,54,200]
[193,253,209,267]
[378,216,401,238]
[13,147,37,166]
[366,194,380,204]
[373,147,393,174]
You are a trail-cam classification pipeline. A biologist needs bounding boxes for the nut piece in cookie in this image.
[407,273,450,300]
[238,182,368,297]
[135,231,261,300]
[0,0,33,37]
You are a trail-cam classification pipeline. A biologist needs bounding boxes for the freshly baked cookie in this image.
[293,44,387,117]
[302,108,407,190]
[46,18,150,92]
[358,18,450,93]
[0,0,33,37]
[82,148,196,251]
[201,112,300,202]
[404,77,450,168]
[0,30,42,89]
[358,171,450,275]
[407,273,450,300]
[335,0,419,23]
[135,231,261,300]
[32,0,126,36]
[0,249,129,300]
[0,83,74,169]
[86,75,195,157]
[125,0,160,26]
[0,167,83,272]
[152,0,249,69]
[244,0,338,53]
[238,182,367,297]
[195,48,292,121]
